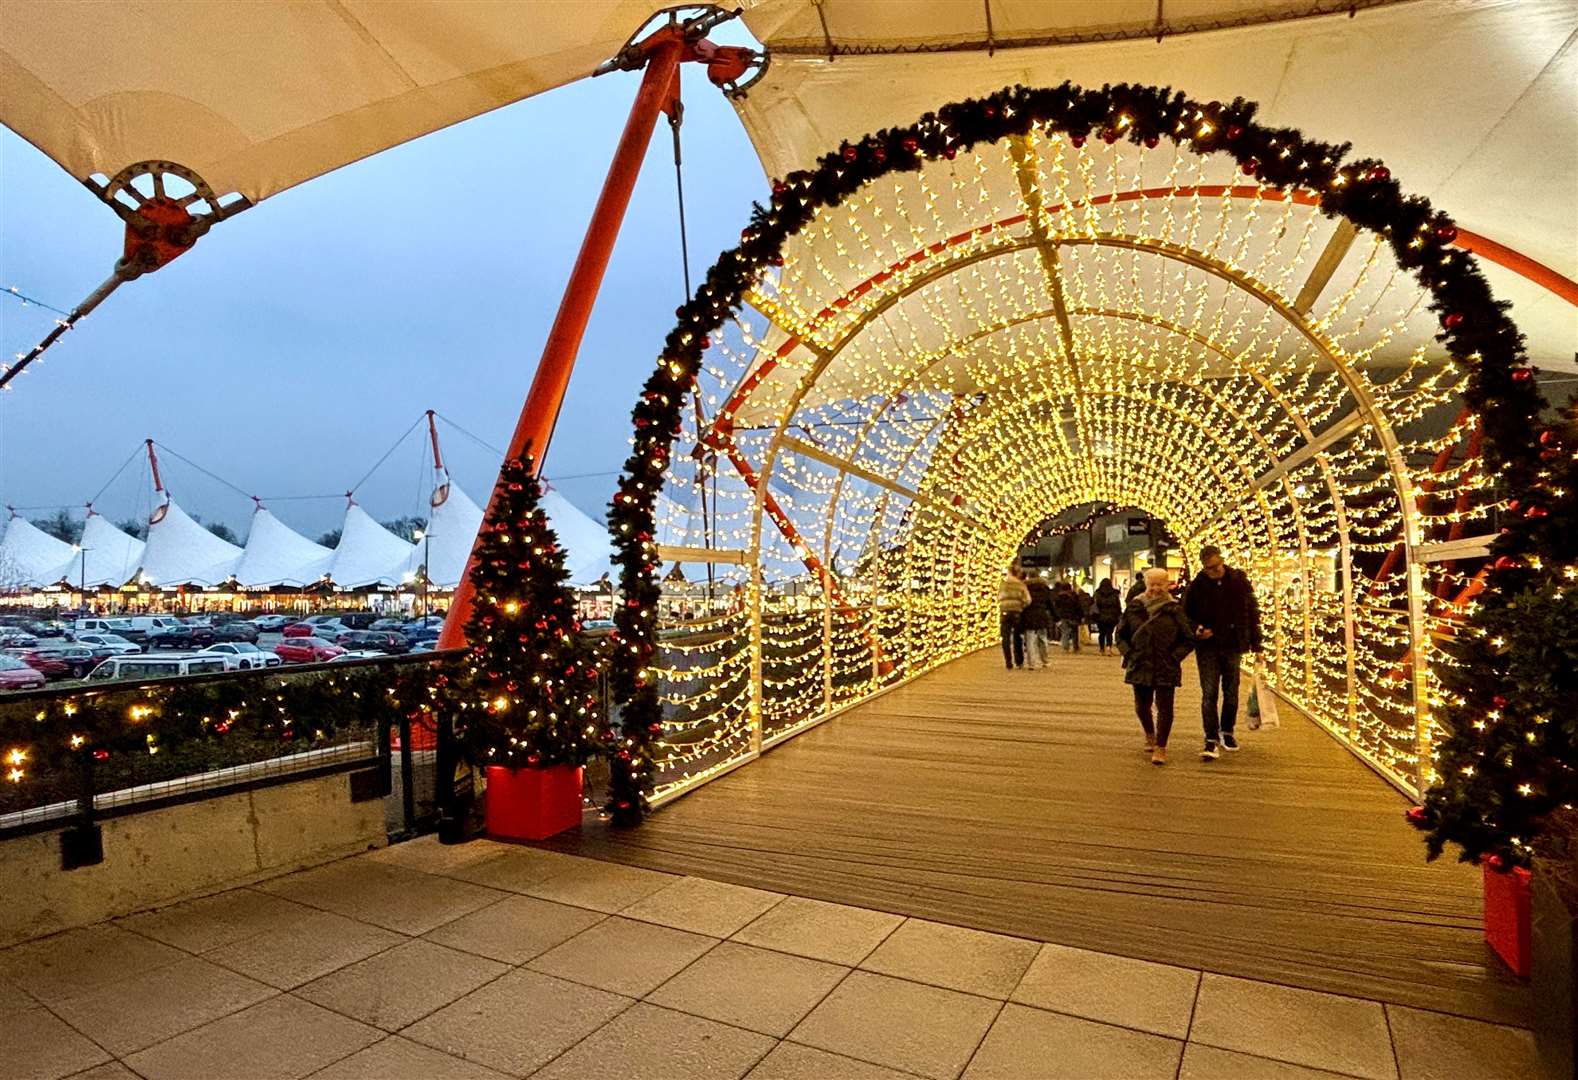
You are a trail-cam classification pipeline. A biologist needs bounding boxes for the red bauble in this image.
[1506,499,1521,513]
[1493,555,1522,571]
[1442,312,1464,329]
[1512,368,1533,382]
[1143,135,1159,149]
[1070,135,1086,148]
[1241,159,1258,176]
[1434,223,1458,243]
[943,145,957,160]
[1486,854,1505,872]
[771,180,786,195]
[982,104,997,119]
[1492,695,1509,708]
[1540,429,1562,447]
[1101,128,1118,144]
[901,136,919,153]
[526,753,540,765]
[1405,805,1427,823]
[92,749,110,761]
[1225,124,1244,140]
[1526,505,1549,519]
[647,722,663,735]
[699,336,711,349]
[769,254,784,267]
[1368,165,1390,181]
[841,144,858,163]
[872,146,886,163]
[617,750,632,762]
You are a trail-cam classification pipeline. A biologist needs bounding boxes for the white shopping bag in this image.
[1250,667,1281,730]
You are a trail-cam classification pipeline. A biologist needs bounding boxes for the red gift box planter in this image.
[1485,863,1533,978]
[484,764,584,841]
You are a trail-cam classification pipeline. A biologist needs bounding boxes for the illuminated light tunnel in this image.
[605,84,1564,816]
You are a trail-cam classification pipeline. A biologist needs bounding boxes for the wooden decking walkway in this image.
[550,648,1529,1027]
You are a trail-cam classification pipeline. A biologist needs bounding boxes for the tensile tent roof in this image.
[400,478,485,590]
[0,514,75,589]
[134,496,243,588]
[327,503,415,590]
[233,505,334,589]
[60,511,145,589]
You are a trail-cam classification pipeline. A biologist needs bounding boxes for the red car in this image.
[0,655,46,690]
[273,637,345,664]
[4,649,68,679]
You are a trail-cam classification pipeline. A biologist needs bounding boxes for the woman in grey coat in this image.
[1116,569,1211,765]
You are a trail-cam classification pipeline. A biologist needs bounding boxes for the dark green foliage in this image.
[456,453,604,770]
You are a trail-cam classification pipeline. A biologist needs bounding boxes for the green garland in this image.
[604,79,1574,854]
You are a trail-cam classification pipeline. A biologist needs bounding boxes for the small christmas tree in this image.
[458,453,603,770]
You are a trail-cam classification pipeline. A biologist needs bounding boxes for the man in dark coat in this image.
[1051,581,1084,652]
[1183,545,1263,759]
[1021,575,1055,669]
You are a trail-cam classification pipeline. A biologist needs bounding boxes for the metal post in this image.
[439,34,686,652]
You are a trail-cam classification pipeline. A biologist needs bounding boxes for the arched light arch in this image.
[605,83,1558,823]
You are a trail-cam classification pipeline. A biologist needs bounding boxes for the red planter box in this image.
[1485,863,1533,978]
[485,764,584,841]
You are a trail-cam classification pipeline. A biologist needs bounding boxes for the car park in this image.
[0,655,46,690]
[273,637,345,663]
[147,625,217,649]
[200,642,283,670]
[72,632,142,657]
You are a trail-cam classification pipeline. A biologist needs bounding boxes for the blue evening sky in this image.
[0,64,765,540]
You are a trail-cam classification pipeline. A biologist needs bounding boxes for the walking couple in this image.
[999,563,1057,669]
[1116,547,1262,765]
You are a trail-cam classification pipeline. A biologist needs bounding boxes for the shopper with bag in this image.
[1183,545,1263,760]
[1117,568,1205,766]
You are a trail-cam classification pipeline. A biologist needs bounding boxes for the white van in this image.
[124,616,182,636]
[74,617,136,635]
[85,655,228,682]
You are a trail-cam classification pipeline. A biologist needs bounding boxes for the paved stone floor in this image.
[1,837,1541,1080]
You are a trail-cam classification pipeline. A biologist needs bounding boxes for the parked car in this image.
[182,615,214,628]
[199,642,283,670]
[123,616,183,637]
[409,639,438,654]
[29,621,68,638]
[71,632,143,657]
[273,638,345,663]
[250,614,292,631]
[85,655,228,682]
[33,646,100,679]
[0,632,40,650]
[328,649,388,663]
[146,625,217,649]
[368,618,406,632]
[337,612,379,630]
[211,622,260,644]
[335,630,410,655]
[74,617,142,641]
[286,617,349,639]
[4,648,69,679]
[0,655,46,690]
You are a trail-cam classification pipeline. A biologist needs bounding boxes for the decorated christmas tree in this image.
[1415,399,1578,870]
[458,453,604,770]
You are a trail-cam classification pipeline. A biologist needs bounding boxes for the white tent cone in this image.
[62,512,145,588]
[234,506,333,589]
[404,479,485,590]
[0,514,75,588]
[540,487,616,587]
[329,503,415,590]
[134,497,243,588]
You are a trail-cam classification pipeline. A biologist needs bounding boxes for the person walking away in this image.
[1052,582,1083,652]
[1126,571,1150,603]
[1076,585,1094,648]
[998,564,1031,670]
[1021,573,1054,669]
[1093,578,1123,655]
[1184,545,1263,759]
[1117,568,1203,765]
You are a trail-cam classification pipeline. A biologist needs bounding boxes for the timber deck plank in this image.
[548,648,1528,1026]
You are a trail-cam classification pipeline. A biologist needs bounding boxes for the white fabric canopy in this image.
[136,497,243,588]
[328,503,416,590]
[542,487,615,586]
[400,478,486,590]
[234,506,333,589]
[0,515,75,589]
[61,512,145,589]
